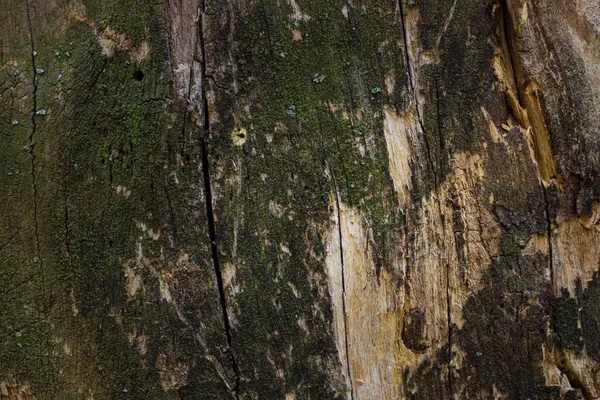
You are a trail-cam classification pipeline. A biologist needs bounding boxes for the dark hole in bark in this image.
[133,69,144,81]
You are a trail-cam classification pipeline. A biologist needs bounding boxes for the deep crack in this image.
[25,0,41,268]
[197,2,243,396]
[397,0,438,190]
[497,2,587,398]
[330,167,355,400]
[498,0,556,300]
[25,0,52,375]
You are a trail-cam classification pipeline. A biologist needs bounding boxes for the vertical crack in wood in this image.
[499,0,556,298]
[498,0,557,184]
[330,166,355,400]
[499,0,523,112]
[498,2,596,397]
[445,239,453,399]
[25,0,52,375]
[439,194,453,400]
[542,188,554,295]
[397,0,437,190]
[398,1,451,395]
[197,1,243,396]
[25,0,41,271]
[435,78,453,399]
[309,5,357,391]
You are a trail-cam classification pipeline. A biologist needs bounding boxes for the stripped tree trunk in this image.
[1,0,600,398]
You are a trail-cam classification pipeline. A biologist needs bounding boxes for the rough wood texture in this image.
[1,0,599,399]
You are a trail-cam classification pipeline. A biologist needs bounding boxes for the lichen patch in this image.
[291,28,302,41]
[115,185,132,198]
[288,0,310,22]
[128,326,148,356]
[123,260,142,298]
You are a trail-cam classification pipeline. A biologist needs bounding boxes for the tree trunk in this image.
[1,0,600,398]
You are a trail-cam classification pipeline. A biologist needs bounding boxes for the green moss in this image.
[1,0,235,397]
[200,0,416,395]
[84,0,153,45]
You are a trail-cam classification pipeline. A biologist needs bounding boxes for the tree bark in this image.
[1,0,600,398]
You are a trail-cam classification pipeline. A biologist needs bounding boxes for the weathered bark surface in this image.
[1,0,600,398]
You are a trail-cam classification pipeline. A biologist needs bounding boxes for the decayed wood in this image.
[1,0,600,399]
